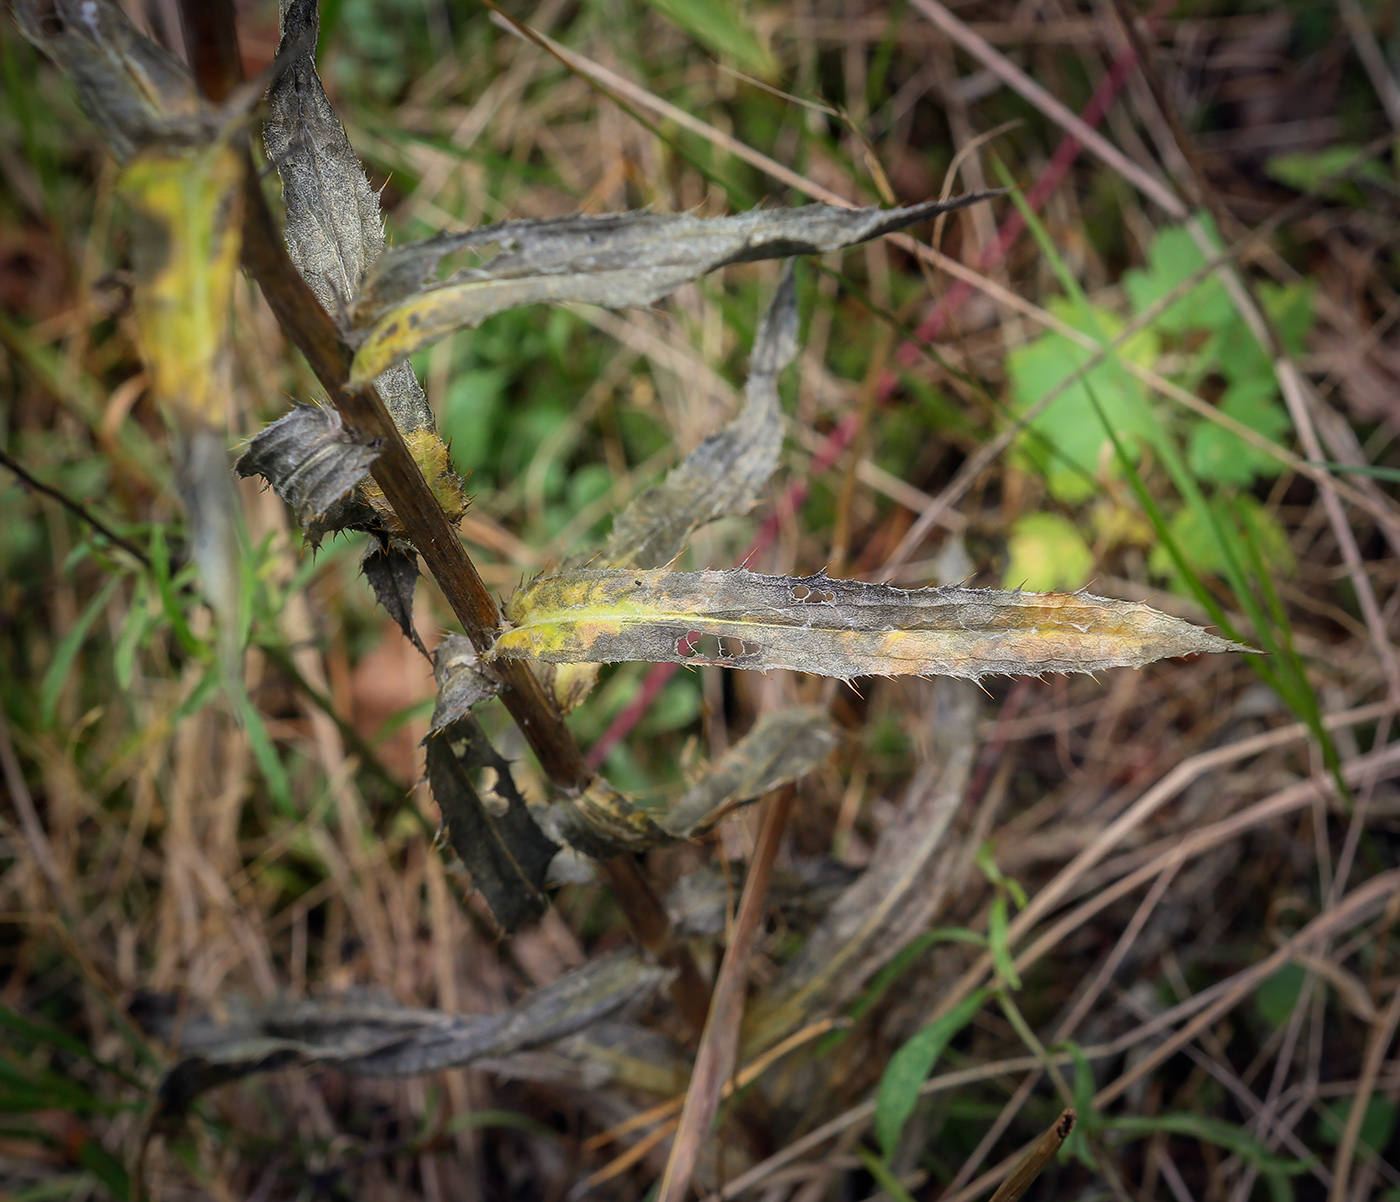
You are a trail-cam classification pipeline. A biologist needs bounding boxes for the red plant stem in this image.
[587,28,1156,761]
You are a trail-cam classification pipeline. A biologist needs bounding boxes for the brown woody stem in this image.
[183,0,710,1031]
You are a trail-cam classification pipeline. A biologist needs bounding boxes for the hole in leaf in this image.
[792,583,835,604]
[677,630,705,657]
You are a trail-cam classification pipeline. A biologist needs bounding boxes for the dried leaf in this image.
[539,705,836,857]
[666,858,857,939]
[264,0,435,434]
[492,568,1250,682]
[117,134,246,655]
[259,0,465,540]
[428,633,499,734]
[747,681,981,1049]
[605,264,798,569]
[362,537,426,656]
[149,949,668,1112]
[659,705,836,836]
[347,193,1005,385]
[425,636,558,931]
[235,402,381,539]
[15,0,201,162]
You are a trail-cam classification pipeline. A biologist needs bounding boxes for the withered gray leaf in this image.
[152,949,667,1112]
[540,705,836,858]
[264,0,434,432]
[235,402,380,541]
[428,633,499,734]
[348,192,1006,384]
[605,264,797,569]
[493,568,1251,683]
[425,637,558,931]
[15,0,201,162]
[666,858,858,939]
[362,536,424,655]
[747,681,980,1049]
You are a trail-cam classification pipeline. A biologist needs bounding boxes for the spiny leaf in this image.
[257,0,465,537]
[347,193,1004,384]
[428,634,499,734]
[234,402,381,541]
[605,264,798,569]
[14,0,201,163]
[539,705,837,857]
[361,536,425,656]
[424,635,557,932]
[265,0,436,434]
[491,567,1252,683]
[147,949,667,1113]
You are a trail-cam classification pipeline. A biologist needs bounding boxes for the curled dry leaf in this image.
[605,263,798,569]
[424,635,557,932]
[147,949,669,1113]
[361,537,426,656]
[747,680,981,1050]
[492,568,1251,682]
[347,193,1005,384]
[540,706,837,858]
[234,402,381,540]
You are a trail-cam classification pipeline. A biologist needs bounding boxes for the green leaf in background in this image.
[638,0,776,78]
[1187,377,1292,487]
[1003,512,1095,591]
[1207,281,1316,388]
[1123,220,1233,337]
[1318,1096,1398,1156]
[1149,494,1294,596]
[1007,300,1159,503]
[874,987,991,1158]
[1254,962,1308,1028]
[1266,145,1392,206]
[1106,1112,1310,1202]
[40,575,121,727]
[441,366,507,475]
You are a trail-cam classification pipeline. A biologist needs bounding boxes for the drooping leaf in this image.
[491,567,1250,682]
[118,134,246,660]
[427,634,500,735]
[424,635,558,931]
[347,193,1005,384]
[605,264,798,569]
[875,987,993,1158]
[657,704,836,837]
[746,679,980,1049]
[148,949,668,1112]
[14,0,201,163]
[540,705,837,857]
[234,402,381,541]
[361,536,425,655]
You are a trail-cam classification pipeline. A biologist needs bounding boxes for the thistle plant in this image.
[17,0,1250,1184]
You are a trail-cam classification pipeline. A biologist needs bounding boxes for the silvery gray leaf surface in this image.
[605,264,798,569]
[539,706,836,858]
[424,637,558,932]
[234,402,381,541]
[150,949,667,1112]
[348,192,1006,384]
[264,0,435,432]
